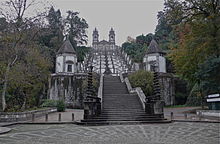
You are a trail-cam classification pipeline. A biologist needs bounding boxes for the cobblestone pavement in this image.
[0,122,219,144]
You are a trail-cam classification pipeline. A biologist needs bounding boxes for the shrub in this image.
[186,83,203,106]
[56,100,66,112]
[41,99,57,107]
[128,70,154,96]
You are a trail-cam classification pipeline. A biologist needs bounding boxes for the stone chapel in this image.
[48,39,86,108]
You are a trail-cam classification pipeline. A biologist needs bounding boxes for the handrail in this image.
[98,73,104,105]
[135,87,146,110]
[119,73,124,83]
[124,77,133,93]
[124,77,146,110]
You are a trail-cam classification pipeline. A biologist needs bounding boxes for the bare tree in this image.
[0,0,48,111]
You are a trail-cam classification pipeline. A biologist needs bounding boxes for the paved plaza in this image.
[0,122,219,144]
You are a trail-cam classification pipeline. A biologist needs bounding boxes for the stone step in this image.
[103,91,129,94]
[94,114,161,118]
[84,75,165,125]
[104,78,121,81]
[102,109,145,112]
[103,104,142,106]
[77,120,170,125]
[101,110,146,113]
[103,107,143,110]
[96,115,161,119]
[103,102,141,104]
[77,120,171,126]
[99,112,152,116]
[103,99,140,101]
[104,88,127,90]
[103,88,127,91]
[81,118,165,122]
[103,103,141,105]
[103,97,139,100]
[103,94,137,97]
[104,86,126,88]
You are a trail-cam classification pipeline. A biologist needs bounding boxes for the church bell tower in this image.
[109,28,115,45]
[92,28,99,48]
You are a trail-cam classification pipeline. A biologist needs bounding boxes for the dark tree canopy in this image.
[0,2,90,111]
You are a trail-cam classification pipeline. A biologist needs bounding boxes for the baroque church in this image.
[48,27,174,108]
[92,28,118,51]
[86,28,130,74]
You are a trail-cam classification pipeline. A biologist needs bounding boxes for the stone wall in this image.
[0,108,56,122]
[49,73,87,108]
[158,73,175,106]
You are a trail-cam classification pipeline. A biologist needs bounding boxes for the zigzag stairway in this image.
[80,75,169,125]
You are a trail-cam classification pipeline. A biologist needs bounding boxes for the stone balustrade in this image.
[98,73,104,105]
[124,77,134,93]
[124,77,146,110]
[0,108,56,122]
[135,87,146,110]
[123,75,164,116]
[119,73,124,83]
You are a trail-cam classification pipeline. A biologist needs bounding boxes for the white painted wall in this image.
[147,55,157,61]
[143,57,147,63]
[146,55,157,71]
[144,54,166,73]
[56,55,64,73]
[56,54,77,73]
[159,56,166,73]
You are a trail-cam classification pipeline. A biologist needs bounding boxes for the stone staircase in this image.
[80,75,169,125]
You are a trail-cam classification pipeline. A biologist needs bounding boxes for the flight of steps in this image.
[80,75,169,125]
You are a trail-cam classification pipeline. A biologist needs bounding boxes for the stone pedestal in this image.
[48,73,86,108]
[158,73,175,106]
[83,97,101,119]
[153,100,164,115]
[145,102,154,114]
[84,101,94,119]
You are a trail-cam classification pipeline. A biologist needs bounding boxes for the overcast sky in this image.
[0,0,164,46]
[49,0,164,46]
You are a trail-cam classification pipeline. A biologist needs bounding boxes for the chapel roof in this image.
[57,39,76,54]
[146,39,164,54]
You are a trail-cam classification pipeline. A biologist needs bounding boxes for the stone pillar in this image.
[145,102,154,114]
[83,66,101,119]
[158,73,175,106]
[153,101,164,115]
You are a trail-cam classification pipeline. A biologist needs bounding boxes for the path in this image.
[0,122,219,144]
[164,107,220,122]
[33,107,219,123]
